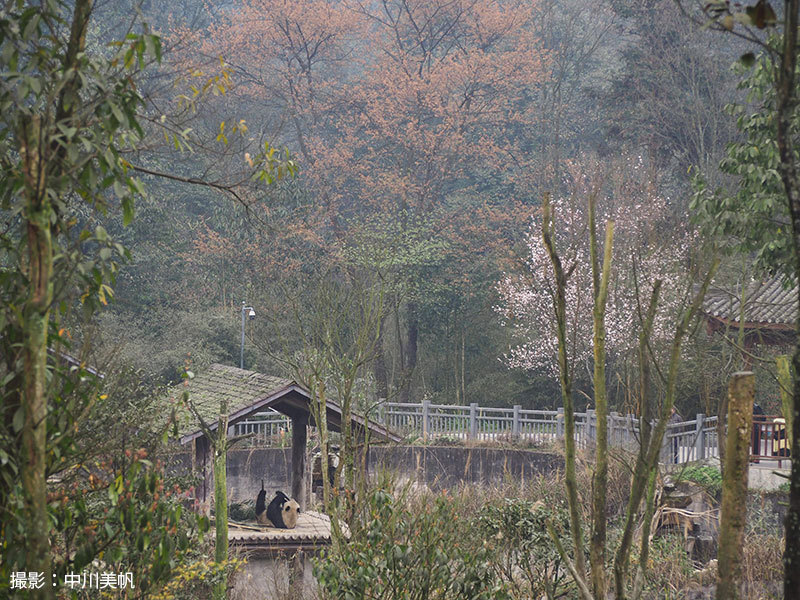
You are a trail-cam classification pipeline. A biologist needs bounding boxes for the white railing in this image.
[381,401,721,464]
[232,401,724,465]
[231,411,292,445]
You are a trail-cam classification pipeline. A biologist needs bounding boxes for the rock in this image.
[655,480,720,566]
[691,535,717,564]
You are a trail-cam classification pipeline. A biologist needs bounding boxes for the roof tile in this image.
[166,364,291,439]
[703,277,797,326]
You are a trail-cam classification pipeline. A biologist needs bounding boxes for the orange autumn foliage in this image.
[175,0,549,331]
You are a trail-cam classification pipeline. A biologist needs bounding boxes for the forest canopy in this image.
[76,0,756,417]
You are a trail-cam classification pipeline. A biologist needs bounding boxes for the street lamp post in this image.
[240,301,255,369]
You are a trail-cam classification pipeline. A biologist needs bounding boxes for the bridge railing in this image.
[381,402,723,464]
[230,401,734,465]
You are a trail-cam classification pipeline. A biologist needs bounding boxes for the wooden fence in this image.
[231,401,731,465]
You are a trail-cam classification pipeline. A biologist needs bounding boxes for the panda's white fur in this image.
[255,487,300,529]
[279,497,300,529]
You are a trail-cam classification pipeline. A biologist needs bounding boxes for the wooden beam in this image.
[291,414,309,510]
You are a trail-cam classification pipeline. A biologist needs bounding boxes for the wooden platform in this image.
[228,511,344,556]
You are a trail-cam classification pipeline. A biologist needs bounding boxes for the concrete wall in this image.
[748,463,791,491]
[229,553,316,600]
[369,446,563,490]
[168,445,563,505]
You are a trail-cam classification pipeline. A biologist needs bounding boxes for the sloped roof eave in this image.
[171,363,402,444]
[178,382,308,445]
[703,277,798,328]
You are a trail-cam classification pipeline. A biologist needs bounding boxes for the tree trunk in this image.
[16,1,93,591]
[20,114,54,600]
[373,316,389,401]
[787,317,800,598]
[613,262,716,598]
[340,382,354,491]
[541,195,588,591]
[717,372,754,600]
[314,380,333,513]
[401,301,419,403]
[613,282,660,600]
[213,402,229,600]
[631,466,658,600]
[775,2,800,595]
[589,193,614,600]
[461,330,466,405]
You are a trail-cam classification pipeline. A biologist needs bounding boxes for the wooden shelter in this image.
[703,277,796,355]
[169,363,400,510]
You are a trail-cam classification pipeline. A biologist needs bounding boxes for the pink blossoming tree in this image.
[497,155,696,380]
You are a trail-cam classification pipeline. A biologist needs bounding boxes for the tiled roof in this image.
[228,511,348,554]
[703,278,797,327]
[165,363,402,443]
[166,363,292,439]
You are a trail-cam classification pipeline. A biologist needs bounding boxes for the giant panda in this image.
[255,483,300,529]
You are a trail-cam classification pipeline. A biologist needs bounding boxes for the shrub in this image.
[151,556,246,600]
[642,534,695,596]
[313,487,508,600]
[477,497,571,600]
[676,465,722,495]
[37,456,211,599]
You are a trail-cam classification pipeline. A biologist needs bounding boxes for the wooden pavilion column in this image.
[194,436,211,516]
[291,414,308,510]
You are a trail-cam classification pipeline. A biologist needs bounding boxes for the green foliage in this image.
[228,501,256,522]
[0,0,164,580]
[641,534,695,596]
[0,2,152,297]
[477,498,571,600]
[313,487,508,600]
[690,40,799,277]
[0,1,261,592]
[1,455,209,597]
[676,465,723,494]
[150,555,246,600]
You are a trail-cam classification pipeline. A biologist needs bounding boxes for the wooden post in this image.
[695,414,705,461]
[717,372,754,600]
[776,355,794,447]
[191,437,198,508]
[291,414,308,510]
[198,436,211,516]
